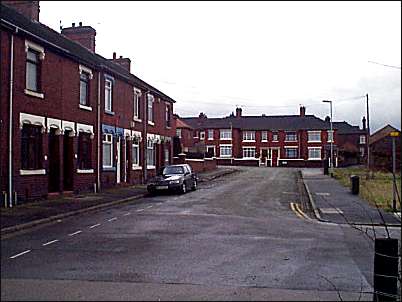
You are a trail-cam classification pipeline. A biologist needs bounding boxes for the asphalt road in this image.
[1,167,395,301]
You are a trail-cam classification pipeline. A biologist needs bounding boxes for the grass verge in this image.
[332,166,401,212]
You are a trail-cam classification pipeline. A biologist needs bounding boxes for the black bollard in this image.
[350,175,359,195]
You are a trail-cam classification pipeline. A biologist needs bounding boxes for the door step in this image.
[47,192,61,199]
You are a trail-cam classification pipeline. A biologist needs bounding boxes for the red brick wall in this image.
[0,30,11,195]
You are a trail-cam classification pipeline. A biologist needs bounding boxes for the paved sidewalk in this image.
[301,168,401,226]
[1,167,238,234]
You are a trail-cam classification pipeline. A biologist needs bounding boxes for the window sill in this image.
[284,141,298,143]
[220,138,232,141]
[24,89,44,99]
[105,110,115,116]
[133,118,142,123]
[103,166,116,171]
[79,104,93,111]
[77,169,94,174]
[308,158,322,161]
[242,140,256,143]
[166,126,171,129]
[148,121,155,126]
[261,140,268,142]
[308,141,321,143]
[132,165,142,170]
[272,140,279,142]
[147,165,156,170]
[20,169,46,175]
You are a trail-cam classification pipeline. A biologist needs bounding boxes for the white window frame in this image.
[359,135,366,144]
[176,128,182,138]
[261,131,268,142]
[243,147,256,158]
[220,129,232,140]
[285,131,297,142]
[327,130,334,143]
[308,147,322,160]
[165,103,171,128]
[219,144,232,157]
[208,129,214,140]
[104,78,113,113]
[284,146,298,159]
[147,140,155,168]
[200,131,205,140]
[132,141,140,169]
[360,146,365,157]
[272,132,279,142]
[206,145,216,157]
[133,88,142,121]
[242,131,255,142]
[102,134,113,168]
[308,131,321,143]
[147,94,154,125]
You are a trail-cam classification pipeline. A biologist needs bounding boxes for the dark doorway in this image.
[48,128,60,192]
[63,130,74,191]
[261,149,268,166]
[271,149,279,167]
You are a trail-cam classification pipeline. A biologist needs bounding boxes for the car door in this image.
[184,165,193,187]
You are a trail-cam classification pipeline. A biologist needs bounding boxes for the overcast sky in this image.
[40,1,401,133]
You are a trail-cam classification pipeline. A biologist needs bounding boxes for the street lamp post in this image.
[323,100,333,174]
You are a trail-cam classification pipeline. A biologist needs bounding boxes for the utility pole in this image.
[323,100,333,174]
[366,93,370,169]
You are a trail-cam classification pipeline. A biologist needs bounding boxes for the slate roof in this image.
[0,3,175,103]
[370,124,400,145]
[332,121,366,135]
[182,114,331,131]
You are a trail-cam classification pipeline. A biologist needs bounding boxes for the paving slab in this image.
[301,169,401,225]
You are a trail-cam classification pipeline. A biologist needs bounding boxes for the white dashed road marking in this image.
[136,209,145,212]
[123,212,131,216]
[42,240,59,246]
[108,217,117,222]
[68,230,82,236]
[89,223,101,229]
[146,206,153,209]
[10,250,31,259]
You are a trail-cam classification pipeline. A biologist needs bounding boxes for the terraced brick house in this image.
[0,1,176,205]
[177,106,338,168]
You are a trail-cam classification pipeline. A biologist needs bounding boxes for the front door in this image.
[271,149,279,167]
[116,137,121,184]
[48,128,60,192]
[63,130,74,191]
[261,149,268,166]
[125,139,130,183]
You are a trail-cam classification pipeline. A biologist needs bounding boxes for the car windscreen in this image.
[163,166,184,175]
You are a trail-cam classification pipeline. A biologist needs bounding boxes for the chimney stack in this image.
[325,116,330,123]
[300,106,306,117]
[108,53,131,72]
[236,107,242,118]
[61,23,97,52]
[362,116,366,130]
[3,1,40,21]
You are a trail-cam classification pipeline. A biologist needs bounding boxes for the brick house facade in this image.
[1,2,176,205]
[178,107,337,168]
[369,125,401,171]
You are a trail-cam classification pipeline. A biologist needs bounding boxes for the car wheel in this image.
[191,180,197,191]
[147,188,156,196]
[181,182,187,194]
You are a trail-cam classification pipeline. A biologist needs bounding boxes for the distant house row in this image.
[1,1,176,204]
[174,106,370,168]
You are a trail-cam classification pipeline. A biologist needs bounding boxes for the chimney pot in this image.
[113,52,116,59]
[236,107,242,118]
[300,106,306,117]
[79,21,82,26]
[119,55,123,59]
[362,116,367,130]
[72,22,75,27]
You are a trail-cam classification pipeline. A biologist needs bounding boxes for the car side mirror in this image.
[185,172,190,176]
